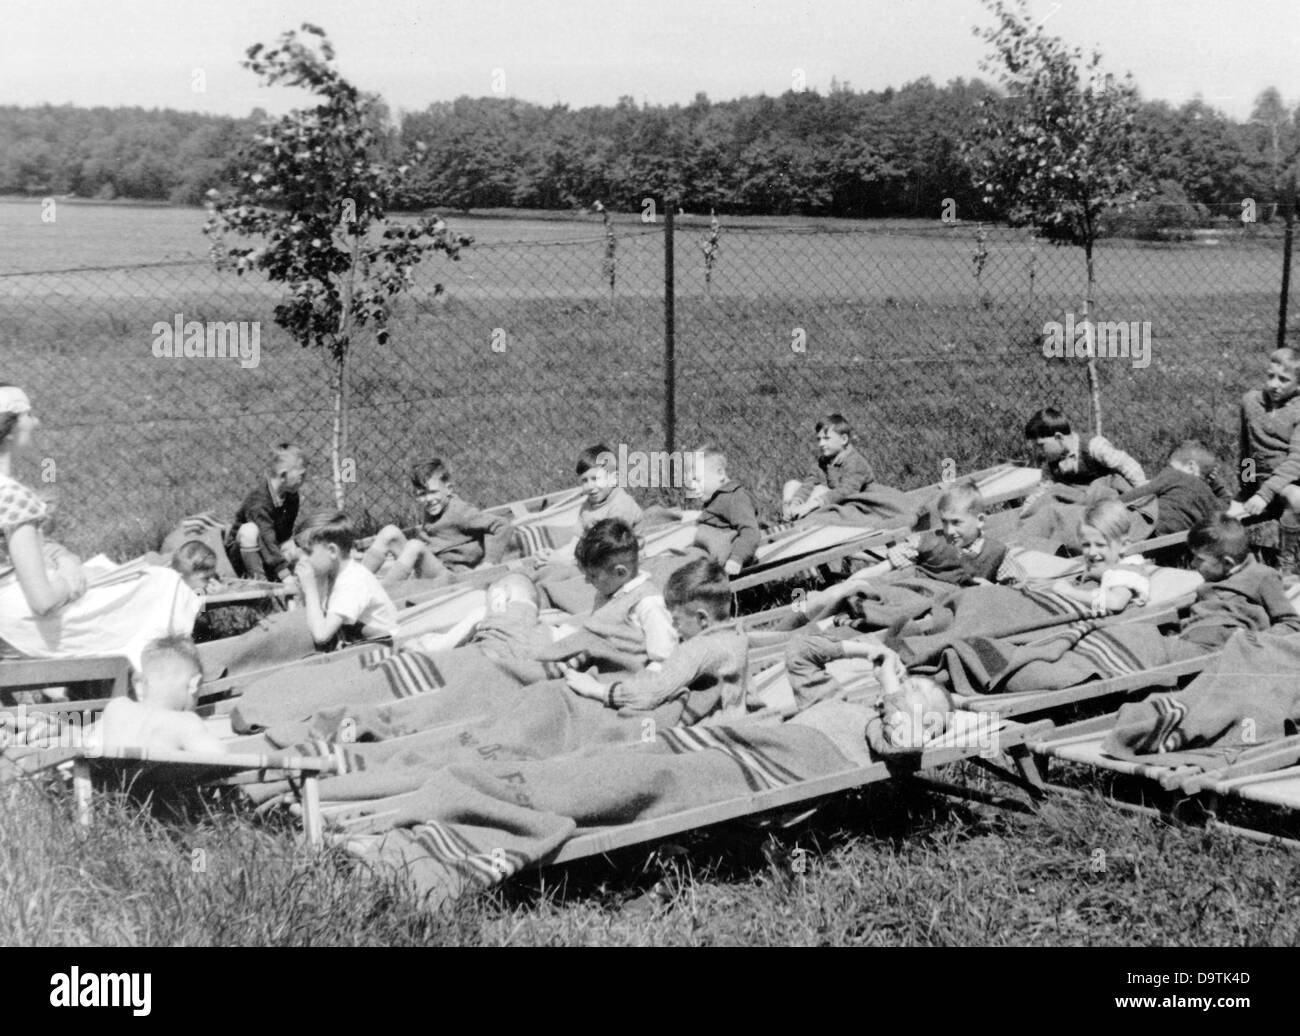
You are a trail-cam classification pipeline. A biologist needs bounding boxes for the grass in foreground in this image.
[4,765,1298,946]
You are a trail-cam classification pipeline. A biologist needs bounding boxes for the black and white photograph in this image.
[0,0,1297,972]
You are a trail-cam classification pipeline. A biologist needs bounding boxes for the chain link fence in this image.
[1,201,1293,557]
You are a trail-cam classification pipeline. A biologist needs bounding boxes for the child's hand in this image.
[55,554,86,602]
[1226,500,1248,519]
[724,559,743,577]
[291,559,314,591]
[1241,496,1267,518]
[562,664,605,700]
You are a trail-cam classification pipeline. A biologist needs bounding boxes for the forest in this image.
[0,79,1293,226]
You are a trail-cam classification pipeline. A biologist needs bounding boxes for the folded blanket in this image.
[1102,630,1300,764]
[336,717,857,912]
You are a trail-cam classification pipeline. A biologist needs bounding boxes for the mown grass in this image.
[4,763,1299,946]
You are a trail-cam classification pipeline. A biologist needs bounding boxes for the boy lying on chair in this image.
[93,636,225,754]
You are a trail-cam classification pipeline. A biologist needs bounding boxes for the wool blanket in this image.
[240,677,729,804]
[1101,630,1300,766]
[932,619,1184,696]
[333,716,859,912]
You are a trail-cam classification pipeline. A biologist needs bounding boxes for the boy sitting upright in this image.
[686,447,760,576]
[549,517,678,672]
[224,443,306,586]
[1236,347,1300,572]
[361,458,513,583]
[564,557,749,721]
[293,512,399,648]
[94,635,226,754]
[542,444,643,565]
[783,412,878,520]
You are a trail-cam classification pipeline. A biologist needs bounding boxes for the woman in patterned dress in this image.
[0,384,199,670]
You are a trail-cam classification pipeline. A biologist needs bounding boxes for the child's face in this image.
[304,541,343,579]
[1078,523,1124,573]
[669,604,711,640]
[1191,548,1235,583]
[882,683,949,750]
[688,458,726,501]
[1169,458,1200,478]
[1265,361,1299,405]
[180,566,217,593]
[816,426,850,458]
[579,464,615,503]
[136,662,202,712]
[581,560,631,598]
[1034,434,1068,463]
[937,505,983,549]
[276,463,307,493]
[415,475,454,517]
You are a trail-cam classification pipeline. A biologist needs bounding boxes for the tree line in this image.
[1,80,1293,222]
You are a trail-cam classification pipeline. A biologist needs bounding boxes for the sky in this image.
[1,0,1297,121]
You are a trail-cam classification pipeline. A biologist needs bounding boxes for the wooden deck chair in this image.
[731,465,1042,593]
[953,582,1298,720]
[10,743,338,847]
[1027,712,1300,848]
[1,655,132,704]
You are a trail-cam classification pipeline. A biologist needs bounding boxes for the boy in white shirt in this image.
[293,512,398,647]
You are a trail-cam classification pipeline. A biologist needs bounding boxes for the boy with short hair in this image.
[170,540,219,594]
[687,447,760,576]
[562,517,677,670]
[1021,407,1146,503]
[94,635,226,754]
[792,482,1022,626]
[783,412,878,520]
[541,444,643,566]
[1119,440,1228,538]
[1175,515,1300,652]
[361,458,513,582]
[564,557,749,719]
[1237,348,1300,570]
[224,443,306,584]
[293,511,398,648]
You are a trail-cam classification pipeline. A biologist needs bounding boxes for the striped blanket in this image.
[332,716,856,912]
[1102,630,1300,765]
[931,619,1179,697]
[241,677,729,806]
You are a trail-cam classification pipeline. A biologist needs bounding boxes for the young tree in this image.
[204,24,470,506]
[963,0,1145,434]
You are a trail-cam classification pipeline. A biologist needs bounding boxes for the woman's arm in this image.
[8,523,78,616]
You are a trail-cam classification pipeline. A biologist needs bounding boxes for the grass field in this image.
[3,198,1300,946]
[0,197,1290,557]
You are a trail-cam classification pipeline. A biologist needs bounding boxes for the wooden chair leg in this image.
[301,775,323,848]
[73,758,93,828]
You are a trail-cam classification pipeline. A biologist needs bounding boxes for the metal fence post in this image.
[664,196,676,454]
[1279,181,1295,349]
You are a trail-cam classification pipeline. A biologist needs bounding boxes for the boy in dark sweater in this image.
[1119,440,1228,538]
[361,458,513,583]
[223,443,306,584]
[1171,515,1300,656]
[1237,347,1300,572]
[782,412,878,520]
[685,447,760,576]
